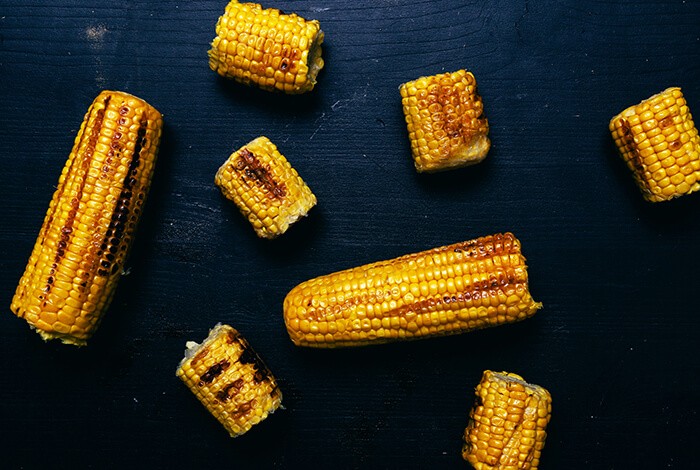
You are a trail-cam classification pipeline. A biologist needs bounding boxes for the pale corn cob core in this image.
[209,1,325,94]
[462,371,552,470]
[10,90,162,346]
[176,324,282,438]
[215,136,316,239]
[610,87,700,202]
[400,69,490,173]
[283,233,541,348]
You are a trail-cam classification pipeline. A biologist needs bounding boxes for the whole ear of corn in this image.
[209,1,325,94]
[215,136,316,239]
[176,323,283,438]
[462,371,552,470]
[610,87,700,202]
[400,69,490,173]
[10,90,162,346]
[283,233,541,348]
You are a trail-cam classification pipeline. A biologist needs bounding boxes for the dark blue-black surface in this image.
[1,1,699,468]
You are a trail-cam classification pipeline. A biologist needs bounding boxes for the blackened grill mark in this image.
[42,98,109,299]
[94,119,149,278]
[191,347,210,366]
[236,148,287,199]
[215,378,244,402]
[198,360,230,386]
[236,340,271,383]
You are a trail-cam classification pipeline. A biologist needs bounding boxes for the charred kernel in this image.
[209,1,324,94]
[400,69,490,173]
[176,324,282,438]
[215,136,316,239]
[610,87,700,202]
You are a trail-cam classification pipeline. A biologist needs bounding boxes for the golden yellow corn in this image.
[462,371,552,470]
[176,323,282,438]
[209,1,325,94]
[283,232,541,348]
[10,90,162,346]
[610,87,700,202]
[400,69,490,173]
[215,136,316,239]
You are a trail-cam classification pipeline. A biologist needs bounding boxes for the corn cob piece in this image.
[283,232,541,348]
[10,90,162,346]
[215,136,316,239]
[610,87,700,202]
[462,371,552,470]
[209,1,325,94]
[176,323,282,438]
[400,69,490,173]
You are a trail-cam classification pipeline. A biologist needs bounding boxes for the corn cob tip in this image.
[462,370,552,469]
[177,323,282,438]
[610,86,700,202]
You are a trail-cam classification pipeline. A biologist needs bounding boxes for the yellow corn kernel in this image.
[209,1,325,94]
[462,371,552,470]
[400,69,490,172]
[176,323,282,438]
[10,90,163,346]
[609,87,700,202]
[283,233,541,347]
[215,136,316,239]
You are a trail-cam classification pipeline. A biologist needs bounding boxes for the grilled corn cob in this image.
[400,69,490,173]
[209,1,325,94]
[610,87,700,202]
[176,323,282,438]
[215,136,316,239]
[10,90,162,346]
[283,233,541,348]
[462,371,552,470]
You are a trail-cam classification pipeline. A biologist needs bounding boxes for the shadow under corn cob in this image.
[10,90,162,346]
[283,233,541,348]
[176,324,282,438]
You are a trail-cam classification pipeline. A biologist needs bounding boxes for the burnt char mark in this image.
[619,118,651,193]
[229,399,255,419]
[198,360,230,386]
[95,118,149,278]
[452,233,517,259]
[191,346,210,366]
[43,97,110,300]
[235,148,287,199]
[236,338,272,384]
[214,378,244,402]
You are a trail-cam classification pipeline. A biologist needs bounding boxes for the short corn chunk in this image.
[283,233,541,348]
[209,1,325,94]
[176,324,282,438]
[10,90,162,346]
[462,371,552,470]
[610,87,700,202]
[215,136,316,239]
[400,69,490,172]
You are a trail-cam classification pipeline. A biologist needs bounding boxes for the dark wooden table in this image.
[1,1,699,468]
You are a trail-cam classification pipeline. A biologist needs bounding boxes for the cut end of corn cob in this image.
[462,371,552,470]
[176,323,282,438]
[209,1,325,94]
[215,136,316,239]
[610,87,700,202]
[400,70,490,173]
[283,233,541,348]
[10,90,163,346]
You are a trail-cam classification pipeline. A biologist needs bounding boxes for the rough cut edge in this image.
[177,322,227,372]
[34,326,87,347]
[305,30,325,87]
